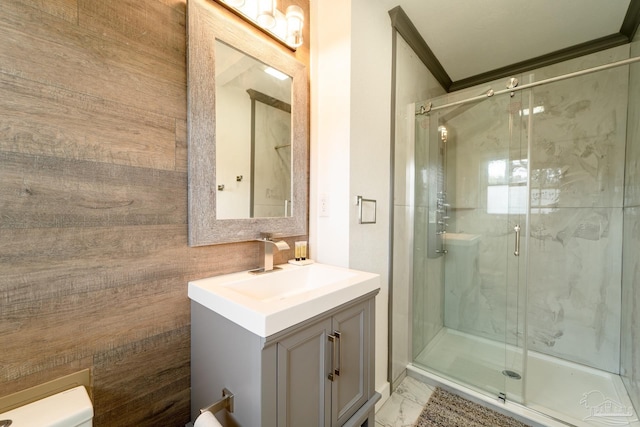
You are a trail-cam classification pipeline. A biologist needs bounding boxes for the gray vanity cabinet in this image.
[276,300,371,427]
[275,316,332,426]
[191,290,379,427]
[330,302,372,425]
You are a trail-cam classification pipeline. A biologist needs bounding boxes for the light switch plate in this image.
[319,193,330,217]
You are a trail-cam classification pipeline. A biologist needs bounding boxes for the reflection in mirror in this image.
[215,40,292,219]
[248,89,292,218]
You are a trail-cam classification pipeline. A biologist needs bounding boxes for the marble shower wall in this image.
[438,45,630,373]
[621,33,640,414]
[525,63,627,373]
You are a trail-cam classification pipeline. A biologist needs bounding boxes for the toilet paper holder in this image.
[200,388,234,415]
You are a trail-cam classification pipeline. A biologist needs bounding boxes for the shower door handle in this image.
[514,225,521,257]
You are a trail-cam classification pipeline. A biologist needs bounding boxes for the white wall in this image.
[310,0,399,403]
[349,0,395,402]
[310,0,351,268]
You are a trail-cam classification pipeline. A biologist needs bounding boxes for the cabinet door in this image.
[331,301,370,426]
[276,317,332,427]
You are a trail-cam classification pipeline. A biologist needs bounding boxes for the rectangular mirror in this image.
[187,0,308,246]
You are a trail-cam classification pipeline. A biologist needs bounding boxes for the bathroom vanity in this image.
[189,263,380,426]
[185,3,382,424]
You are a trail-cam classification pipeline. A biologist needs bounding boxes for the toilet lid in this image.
[0,386,93,427]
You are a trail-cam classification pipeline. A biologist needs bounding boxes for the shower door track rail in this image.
[417,55,640,114]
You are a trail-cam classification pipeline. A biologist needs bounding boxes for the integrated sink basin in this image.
[225,265,361,302]
[188,263,380,337]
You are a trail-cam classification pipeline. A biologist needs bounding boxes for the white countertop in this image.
[188,262,380,337]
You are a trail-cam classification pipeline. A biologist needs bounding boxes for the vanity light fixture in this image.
[215,0,304,50]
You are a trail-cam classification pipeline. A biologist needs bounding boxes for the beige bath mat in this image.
[414,388,531,427]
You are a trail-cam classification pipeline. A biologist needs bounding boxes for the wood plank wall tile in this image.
[0,74,178,170]
[15,0,78,24]
[95,379,191,426]
[0,1,186,119]
[0,0,309,425]
[0,153,186,228]
[92,326,190,414]
[78,0,187,66]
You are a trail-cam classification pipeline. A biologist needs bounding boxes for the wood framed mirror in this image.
[187,0,308,246]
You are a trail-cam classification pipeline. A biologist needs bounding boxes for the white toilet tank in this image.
[0,386,93,427]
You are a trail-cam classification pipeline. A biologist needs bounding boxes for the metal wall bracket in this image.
[200,388,234,415]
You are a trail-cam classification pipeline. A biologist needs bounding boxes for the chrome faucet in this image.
[250,233,290,274]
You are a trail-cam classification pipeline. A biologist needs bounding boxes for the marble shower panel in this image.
[525,64,627,373]
[528,67,628,210]
[528,207,622,373]
[444,208,519,344]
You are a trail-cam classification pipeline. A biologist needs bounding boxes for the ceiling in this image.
[391,0,640,92]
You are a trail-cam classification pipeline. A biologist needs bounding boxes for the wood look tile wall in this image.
[0,0,309,425]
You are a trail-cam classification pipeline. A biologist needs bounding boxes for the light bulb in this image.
[286,5,304,47]
[257,0,276,29]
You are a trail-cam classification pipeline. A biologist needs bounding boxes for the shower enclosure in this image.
[403,45,640,427]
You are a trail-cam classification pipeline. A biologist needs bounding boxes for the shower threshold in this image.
[411,328,639,427]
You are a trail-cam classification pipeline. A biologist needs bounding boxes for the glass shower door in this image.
[412,89,526,403]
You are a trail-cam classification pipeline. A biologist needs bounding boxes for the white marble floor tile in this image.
[375,376,432,427]
[394,376,435,406]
